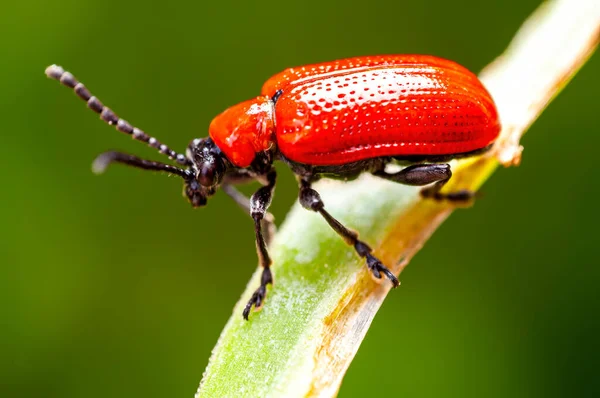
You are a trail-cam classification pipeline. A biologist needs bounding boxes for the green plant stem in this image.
[198,1,600,396]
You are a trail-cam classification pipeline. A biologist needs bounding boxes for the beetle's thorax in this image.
[209,96,275,168]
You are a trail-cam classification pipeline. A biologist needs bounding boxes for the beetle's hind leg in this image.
[373,163,475,203]
[298,179,399,287]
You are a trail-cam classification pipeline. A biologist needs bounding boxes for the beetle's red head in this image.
[209,96,275,168]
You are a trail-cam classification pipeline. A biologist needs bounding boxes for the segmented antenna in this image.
[45,65,192,167]
[92,151,193,179]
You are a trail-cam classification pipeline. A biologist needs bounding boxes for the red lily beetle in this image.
[46,55,500,319]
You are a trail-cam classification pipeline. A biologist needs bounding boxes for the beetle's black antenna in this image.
[45,65,192,167]
[92,151,193,180]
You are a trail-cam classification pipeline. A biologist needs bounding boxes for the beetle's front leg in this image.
[221,183,276,246]
[373,163,475,202]
[298,179,399,287]
[242,169,277,320]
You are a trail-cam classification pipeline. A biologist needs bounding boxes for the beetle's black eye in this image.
[198,156,225,188]
[199,162,216,187]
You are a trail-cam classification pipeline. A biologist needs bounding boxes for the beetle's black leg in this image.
[374,163,475,203]
[373,163,451,186]
[221,183,276,246]
[243,169,277,320]
[298,179,399,287]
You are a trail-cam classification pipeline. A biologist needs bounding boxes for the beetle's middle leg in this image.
[298,179,399,287]
[373,163,475,202]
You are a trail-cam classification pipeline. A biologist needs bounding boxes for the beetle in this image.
[46,55,500,320]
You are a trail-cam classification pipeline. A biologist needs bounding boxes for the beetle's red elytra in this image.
[46,55,500,320]
[210,55,499,167]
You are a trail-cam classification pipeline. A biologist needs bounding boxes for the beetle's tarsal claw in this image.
[243,285,267,321]
[366,254,400,288]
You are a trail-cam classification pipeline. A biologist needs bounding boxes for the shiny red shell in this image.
[209,55,500,168]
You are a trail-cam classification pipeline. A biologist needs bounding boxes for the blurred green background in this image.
[1,0,599,397]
